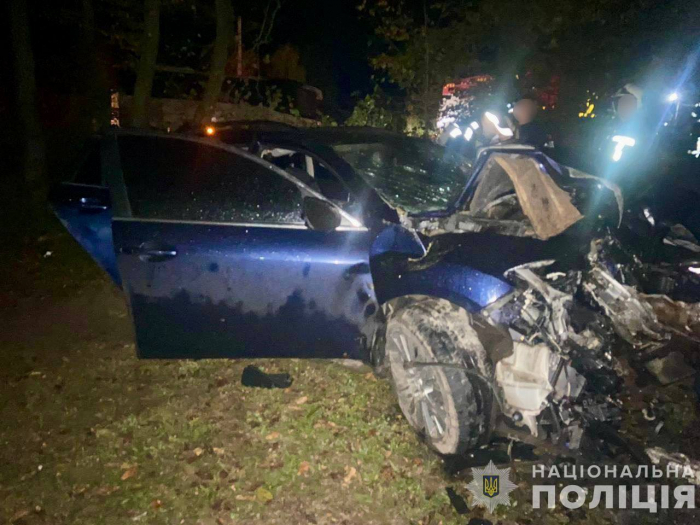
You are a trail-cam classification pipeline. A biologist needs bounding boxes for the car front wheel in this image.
[385,297,492,455]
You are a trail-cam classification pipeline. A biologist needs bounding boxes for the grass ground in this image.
[0,226,695,525]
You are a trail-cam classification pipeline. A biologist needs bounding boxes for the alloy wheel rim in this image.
[388,328,448,440]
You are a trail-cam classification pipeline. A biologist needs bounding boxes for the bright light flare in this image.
[484,112,513,138]
[689,137,700,158]
[667,92,679,102]
[643,207,655,227]
[464,127,474,141]
[611,135,636,162]
[484,112,499,126]
[205,126,216,136]
[449,126,462,138]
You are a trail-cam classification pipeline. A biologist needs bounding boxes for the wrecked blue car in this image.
[52,127,700,458]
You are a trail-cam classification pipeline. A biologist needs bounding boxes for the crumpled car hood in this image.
[403,153,621,241]
[489,154,583,239]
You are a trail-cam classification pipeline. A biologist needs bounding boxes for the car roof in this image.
[212,124,421,147]
[212,120,299,133]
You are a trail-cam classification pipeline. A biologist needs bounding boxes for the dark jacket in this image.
[517,121,548,148]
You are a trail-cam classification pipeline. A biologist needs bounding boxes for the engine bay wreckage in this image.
[380,151,700,471]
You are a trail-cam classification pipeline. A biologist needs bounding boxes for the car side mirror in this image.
[303,196,341,232]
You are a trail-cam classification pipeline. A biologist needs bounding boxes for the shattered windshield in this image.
[330,139,472,214]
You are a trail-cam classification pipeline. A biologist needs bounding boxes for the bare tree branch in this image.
[252,0,282,52]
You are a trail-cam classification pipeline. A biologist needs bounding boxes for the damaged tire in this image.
[385,297,493,455]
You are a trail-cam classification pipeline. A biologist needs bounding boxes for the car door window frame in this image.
[107,129,365,231]
[257,142,354,205]
[102,133,132,217]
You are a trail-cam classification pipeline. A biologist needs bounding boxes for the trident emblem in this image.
[483,475,499,498]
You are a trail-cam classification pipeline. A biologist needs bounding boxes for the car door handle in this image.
[122,245,178,262]
[78,196,109,212]
[139,249,177,262]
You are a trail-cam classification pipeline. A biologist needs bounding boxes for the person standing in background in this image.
[513,95,548,148]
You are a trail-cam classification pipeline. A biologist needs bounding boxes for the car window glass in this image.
[118,136,304,224]
[262,148,306,171]
[331,139,471,214]
[261,148,319,190]
[313,159,350,203]
[74,143,102,185]
[260,146,350,205]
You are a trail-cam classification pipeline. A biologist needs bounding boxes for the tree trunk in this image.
[82,0,110,131]
[132,0,160,128]
[9,0,45,190]
[236,16,243,77]
[422,0,430,133]
[194,0,234,126]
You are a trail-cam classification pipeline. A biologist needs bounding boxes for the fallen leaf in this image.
[255,487,274,502]
[94,485,119,496]
[193,447,204,457]
[342,466,357,486]
[131,510,148,521]
[380,465,395,481]
[71,484,89,496]
[235,494,255,501]
[265,432,280,441]
[121,466,138,481]
[295,396,308,405]
[10,509,30,522]
[150,499,162,509]
[212,447,225,456]
[297,461,311,476]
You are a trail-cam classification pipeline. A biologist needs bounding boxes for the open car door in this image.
[55,131,378,360]
[50,139,121,285]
